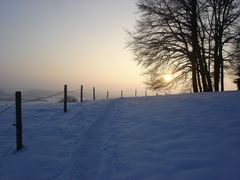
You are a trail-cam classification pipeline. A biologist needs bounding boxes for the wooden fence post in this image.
[64,85,67,112]
[93,87,96,101]
[107,91,109,99]
[135,90,137,97]
[145,90,147,97]
[80,85,83,102]
[121,90,123,98]
[15,91,23,151]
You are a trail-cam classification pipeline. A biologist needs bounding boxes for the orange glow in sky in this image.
[0,0,236,92]
[0,0,145,93]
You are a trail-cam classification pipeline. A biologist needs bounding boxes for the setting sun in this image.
[163,74,173,82]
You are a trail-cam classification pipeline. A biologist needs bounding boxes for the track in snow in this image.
[1,92,240,180]
[66,99,122,180]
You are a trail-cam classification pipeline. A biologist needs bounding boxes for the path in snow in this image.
[66,99,122,180]
[1,92,240,180]
[0,100,122,180]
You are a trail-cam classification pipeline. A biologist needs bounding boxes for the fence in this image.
[0,84,164,152]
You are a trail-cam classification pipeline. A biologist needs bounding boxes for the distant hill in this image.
[21,89,62,102]
[0,89,62,102]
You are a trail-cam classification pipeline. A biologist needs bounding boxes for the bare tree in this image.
[207,0,240,91]
[128,0,240,92]
[230,30,240,90]
[128,0,201,92]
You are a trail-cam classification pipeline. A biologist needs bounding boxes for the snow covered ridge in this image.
[0,91,240,180]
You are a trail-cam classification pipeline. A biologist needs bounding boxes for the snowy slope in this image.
[0,92,240,180]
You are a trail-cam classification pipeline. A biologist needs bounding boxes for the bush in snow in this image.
[58,95,78,103]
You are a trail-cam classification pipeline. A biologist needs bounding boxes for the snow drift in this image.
[0,91,240,180]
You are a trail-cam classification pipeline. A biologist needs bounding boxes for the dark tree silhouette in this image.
[128,0,240,92]
[230,31,240,90]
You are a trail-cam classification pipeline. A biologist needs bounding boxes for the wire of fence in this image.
[0,93,15,115]
[1,85,163,152]
[68,89,81,93]
[0,91,66,115]
[0,94,14,105]
[0,87,84,114]
[0,85,162,115]
[0,103,15,115]
[84,88,93,92]
[22,91,64,104]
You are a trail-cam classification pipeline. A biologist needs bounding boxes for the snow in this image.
[0,91,240,180]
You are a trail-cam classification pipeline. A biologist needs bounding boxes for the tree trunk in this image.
[214,60,220,91]
[197,68,203,92]
[214,34,220,91]
[221,60,224,91]
[190,0,209,92]
[219,39,224,91]
[192,61,199,92]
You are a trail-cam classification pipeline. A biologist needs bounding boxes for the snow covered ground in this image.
[0,91,240,180]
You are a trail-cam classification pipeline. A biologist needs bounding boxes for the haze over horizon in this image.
[0,0,145,92]
[0,0,237,93]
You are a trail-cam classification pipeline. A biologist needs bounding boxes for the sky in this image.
[0,0,237,94]
[0,0,148,94]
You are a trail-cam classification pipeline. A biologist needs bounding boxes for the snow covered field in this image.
[0,91,240,180]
